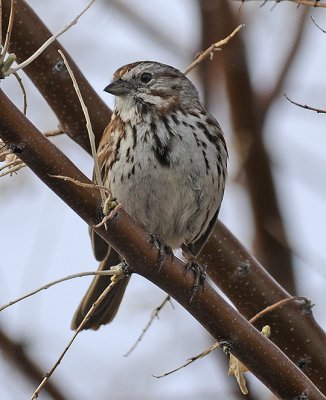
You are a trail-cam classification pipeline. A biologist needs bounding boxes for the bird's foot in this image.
[150,234,174,272]
[102,196,118,215]
[185,259,206,302]
[93,197,118,229]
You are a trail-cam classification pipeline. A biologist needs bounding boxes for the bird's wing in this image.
[89,124,113,261]
[184,206,220,257]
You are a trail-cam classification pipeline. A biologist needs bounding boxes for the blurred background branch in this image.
[0,327,68,400]
[199,0,297,294]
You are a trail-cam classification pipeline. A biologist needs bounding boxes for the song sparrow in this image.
[71,61,228,330]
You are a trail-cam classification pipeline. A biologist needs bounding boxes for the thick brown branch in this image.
[0,89,324,400]
[199,222,326,393]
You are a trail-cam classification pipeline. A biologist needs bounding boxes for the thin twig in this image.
[0,158,23,172]
[184,24,244,75]
[0,0,15,65]
[124,295,173,357]
[0,149,11,160]
[30,265,124,400]
[241,0,326,8]
[0,270,120,312]
[13,71,27,115]
[0,161,25,176]
[311,16,326,33]
[284,94,326,114]
[153,297,308,379]
[0,141,13,161]
[92,212,113,228]
[48,174,110,195]
[6,0,96,75]
[153,342,220,378]
[58,50,105,202]
[249,296,309,324]
[292,0,326,8]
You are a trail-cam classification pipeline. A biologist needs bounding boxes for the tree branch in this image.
[240,0,326,8]
[7,0,96,75]
[0,328,68,400]
[284,94,326,114]
[184,24,244,75]
[198,222,326,394]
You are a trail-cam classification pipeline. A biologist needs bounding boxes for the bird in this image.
[71,61,228,330]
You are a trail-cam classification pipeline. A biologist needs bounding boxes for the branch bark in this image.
[0,88,325,400]
[198,222,326,392]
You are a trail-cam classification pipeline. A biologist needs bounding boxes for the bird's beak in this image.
[104,79,133,96]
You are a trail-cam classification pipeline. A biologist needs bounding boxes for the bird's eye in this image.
[140,72,153,84]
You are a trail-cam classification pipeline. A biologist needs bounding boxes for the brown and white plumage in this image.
[71,61,227,330]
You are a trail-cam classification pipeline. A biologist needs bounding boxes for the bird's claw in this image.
[150,234,173,272]
[185,260,206,302]
[102,197,118,216]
